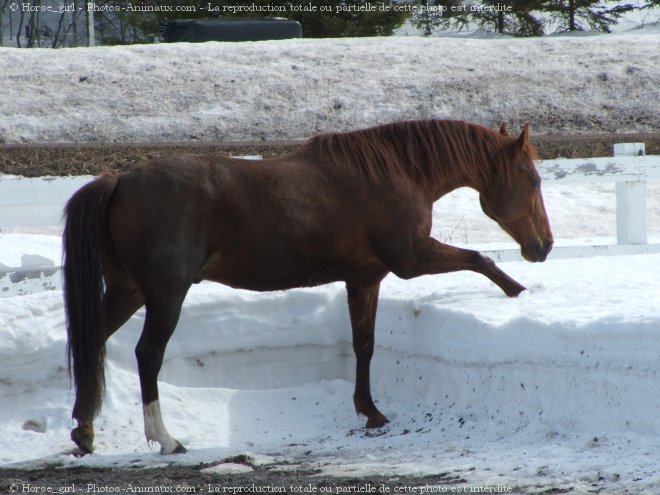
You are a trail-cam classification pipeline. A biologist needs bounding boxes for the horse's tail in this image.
[63,172,119,422]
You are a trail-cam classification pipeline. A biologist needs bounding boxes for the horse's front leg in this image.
[346,282,389,428]
[390,238,526,297]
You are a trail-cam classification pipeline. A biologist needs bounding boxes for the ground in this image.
[0,466,460,494]
[1,133,660,177]
[0,462,584,495]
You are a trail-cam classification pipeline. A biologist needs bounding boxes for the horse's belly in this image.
[197,250,384,292]
[210,273,341,292]
[201,268,340,291]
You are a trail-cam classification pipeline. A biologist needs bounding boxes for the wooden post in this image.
[614,143,646,245]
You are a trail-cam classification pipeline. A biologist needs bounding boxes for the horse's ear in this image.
[499,122,509,136]
[516,123,530,149]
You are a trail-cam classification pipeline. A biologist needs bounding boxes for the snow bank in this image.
[1,232,660,491]
[1,28,659,144]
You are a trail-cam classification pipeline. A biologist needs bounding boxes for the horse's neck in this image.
[429,158,489,202]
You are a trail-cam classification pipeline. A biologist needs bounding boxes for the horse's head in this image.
[479,124,553,262]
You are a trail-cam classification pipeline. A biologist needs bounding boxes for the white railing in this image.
[0,175,92,228]
[1,147,658,295]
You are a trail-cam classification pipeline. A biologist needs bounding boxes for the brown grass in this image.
[1,134,659,178]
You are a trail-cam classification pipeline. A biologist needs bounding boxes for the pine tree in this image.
[463,0,546,36]
[543,0,636,33]
[412,0,463,36]
[280,0,409,38]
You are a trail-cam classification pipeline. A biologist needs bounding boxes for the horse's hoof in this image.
[70,448,90,458]
[366,414,389,429]
[70,425,94,455]
[505,283,526,298]
[161,441,187,455]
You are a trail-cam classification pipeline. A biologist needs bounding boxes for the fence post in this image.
[87,4,96,47]
[614,143,647,245]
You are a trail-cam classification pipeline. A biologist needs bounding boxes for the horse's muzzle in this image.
[523,238,553,263]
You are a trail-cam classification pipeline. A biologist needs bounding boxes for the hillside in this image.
[1,27,659,145]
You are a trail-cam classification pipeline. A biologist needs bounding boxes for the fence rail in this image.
[0,175,91,228]
[1,147,658,295]
[539,155,660,183]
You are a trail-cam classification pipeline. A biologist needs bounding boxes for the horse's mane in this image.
[306,119,538,187]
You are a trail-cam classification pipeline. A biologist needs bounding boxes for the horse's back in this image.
[105,153,387,291]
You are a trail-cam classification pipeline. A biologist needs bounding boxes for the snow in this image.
[1,183,660,491]
[2,235,660,492]
[1,26,659,144]
[1,25,660,493]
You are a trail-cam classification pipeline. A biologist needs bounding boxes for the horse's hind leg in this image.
[347,282,389,428]
[71,283,144,454]
[136,290,189,454]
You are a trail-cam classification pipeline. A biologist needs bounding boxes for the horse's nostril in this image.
[534,239,553,262]
[528,239,550,262]
[544,240,554,258]
[533,242,544,261]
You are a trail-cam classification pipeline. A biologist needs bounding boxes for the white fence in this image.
[1,146,658,295]
[0,175,92,228]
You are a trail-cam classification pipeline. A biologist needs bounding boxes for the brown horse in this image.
[63,119,553,455]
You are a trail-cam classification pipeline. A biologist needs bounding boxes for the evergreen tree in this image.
[412,0,463,36]
[639,0,660,14]
[427,0,641,37]
[466,0,546,36]
[542,0,635,32]
[270,0,410,38]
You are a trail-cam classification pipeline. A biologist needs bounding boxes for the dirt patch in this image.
[0,462,584,495]
[0,142,299,178]
[1,133,659,178]
[0,463,469,493]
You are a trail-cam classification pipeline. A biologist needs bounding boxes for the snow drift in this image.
[1,27,659,144]
[1,242,660,493]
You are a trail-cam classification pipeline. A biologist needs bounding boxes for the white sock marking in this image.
[143,400,180,454]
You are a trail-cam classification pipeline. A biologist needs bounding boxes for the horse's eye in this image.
[532,179,541,189]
